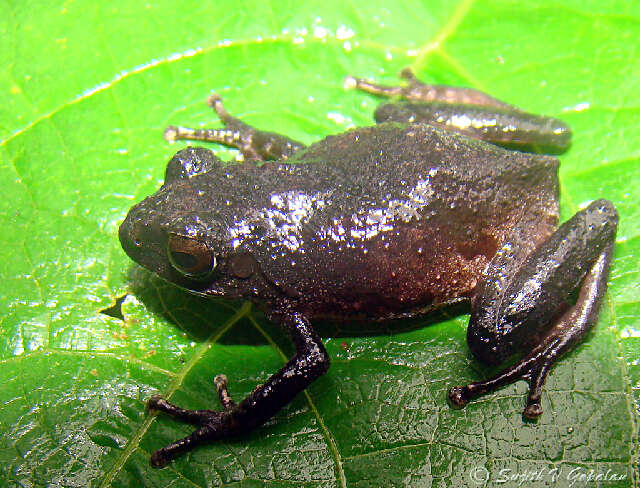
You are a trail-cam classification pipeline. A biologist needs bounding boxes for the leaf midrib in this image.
[99,301,251,488]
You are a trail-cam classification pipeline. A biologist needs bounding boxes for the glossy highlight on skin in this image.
[349,68,572,154]
[119,70,616,467]
[374,102,572,154]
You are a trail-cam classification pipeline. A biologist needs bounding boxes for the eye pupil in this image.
[167,234,216,279]
[170,251,199,270]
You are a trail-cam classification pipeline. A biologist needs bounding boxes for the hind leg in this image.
[450,200,617,418]
[346,67,515,109]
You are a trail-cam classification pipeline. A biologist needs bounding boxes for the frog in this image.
[119,69,618,467]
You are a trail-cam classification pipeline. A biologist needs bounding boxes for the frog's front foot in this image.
[146,374,239,467]
[146,312,329,467]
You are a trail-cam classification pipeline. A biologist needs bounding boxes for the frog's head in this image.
[119,147,262,297]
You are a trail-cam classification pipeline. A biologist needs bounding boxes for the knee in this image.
[304,343,330,376]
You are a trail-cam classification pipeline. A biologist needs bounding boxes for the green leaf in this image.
[1,1,638,486]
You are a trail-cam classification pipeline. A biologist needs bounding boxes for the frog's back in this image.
[252,124,560,319]
[295,123,556,192]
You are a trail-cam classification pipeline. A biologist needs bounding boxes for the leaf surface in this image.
[1,1,638,486]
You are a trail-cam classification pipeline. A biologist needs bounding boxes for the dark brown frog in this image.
[119,70,617,467]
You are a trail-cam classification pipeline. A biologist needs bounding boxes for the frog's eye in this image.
[167,234,216,279]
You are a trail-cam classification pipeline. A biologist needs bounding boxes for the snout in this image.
[119,200,171,278]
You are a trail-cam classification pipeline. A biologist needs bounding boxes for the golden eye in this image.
[167,234,216,279]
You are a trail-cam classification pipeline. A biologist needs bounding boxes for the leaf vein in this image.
[412,0,477,70]
[247,313,347,488]
[98,301,251,487]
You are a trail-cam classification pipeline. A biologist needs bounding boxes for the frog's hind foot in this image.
[346,68,514,109]
[164,94,305,161]
[146,374,237,468]
[448,342,557,419]
[345,68,430,99]
[344,73,405,98]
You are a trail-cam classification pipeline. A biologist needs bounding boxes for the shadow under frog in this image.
[119,70,618,467]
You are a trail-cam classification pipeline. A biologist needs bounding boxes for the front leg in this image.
[164,95,306,161]
[449,199,618,418]
[147,311,329,467]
